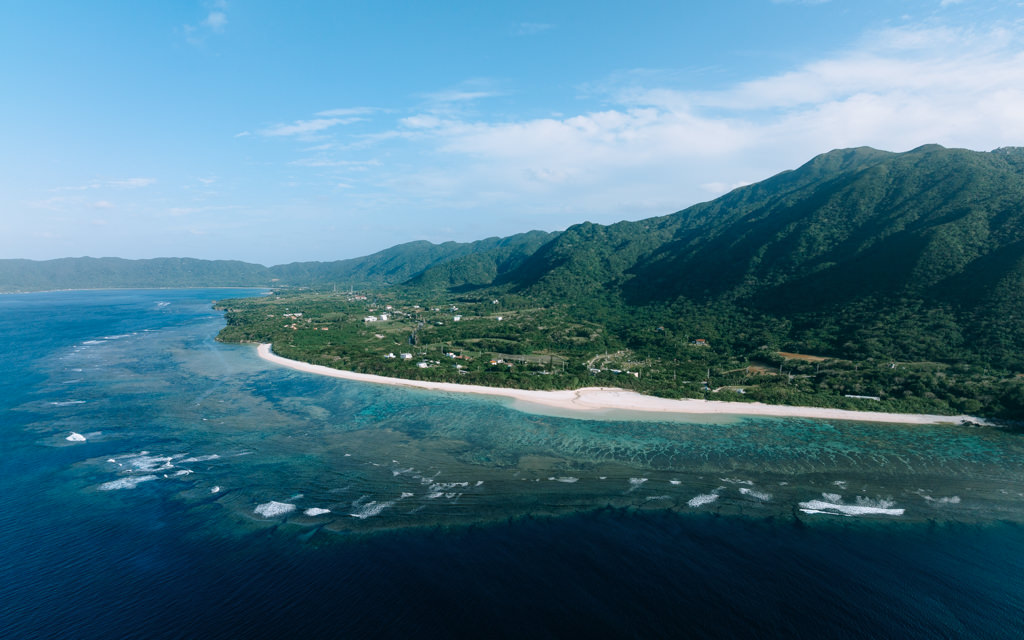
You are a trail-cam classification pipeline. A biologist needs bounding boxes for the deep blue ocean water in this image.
[2,289,1023,639]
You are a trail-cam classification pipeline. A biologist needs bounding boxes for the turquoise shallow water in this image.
[3,289,1024,638]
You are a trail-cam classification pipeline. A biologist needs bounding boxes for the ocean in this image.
[2,289,1023,639]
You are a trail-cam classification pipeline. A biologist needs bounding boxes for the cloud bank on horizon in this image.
[2,0,1023,264]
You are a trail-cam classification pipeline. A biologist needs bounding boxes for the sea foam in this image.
[687,493,720,508]
[350,500,395,519]
[254,501,296,517]
[99,475,158,491]
[628,478,648,491]
[739,487,772,501]
[798,494,904,517]
[65,432,87,442]
[304,508,331,516]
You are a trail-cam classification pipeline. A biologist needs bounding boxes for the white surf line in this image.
[256,344,984,425]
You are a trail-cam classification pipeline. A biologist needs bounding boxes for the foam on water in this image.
[721,478,754,485]
[350,500,395,519]
[254,501,296,517]
[687,493,720,508]
[628,478,648,491]
[180,454,220,463]
[65,432,87,442]
[926,495,962,505]
[400,492,414,499]
[669,480,682,485]
[99,475,158,491]
[739,487,772,502]
[550,477,579,483]
[210,486,221,493]
[303,508,331,516]
[82,340,107,345]
[798,494,905,517]
[51,400,86,406]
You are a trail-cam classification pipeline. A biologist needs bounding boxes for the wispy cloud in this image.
[258,117,365,137]
[316,107,379,117]
[203,11,227,32]
[53,178,156,192]
[259,22,1024,228]
[184,1,229,46]
[109,177,157,189]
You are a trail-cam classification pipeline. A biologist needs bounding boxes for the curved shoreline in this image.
[256,343,983,425]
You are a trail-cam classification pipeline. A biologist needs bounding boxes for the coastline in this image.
[256,343,984,425]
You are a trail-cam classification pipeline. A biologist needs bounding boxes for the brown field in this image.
[777,351,830,362]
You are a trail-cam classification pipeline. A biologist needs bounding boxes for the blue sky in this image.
[3,0,1023,265]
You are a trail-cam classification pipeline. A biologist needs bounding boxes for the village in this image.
[215,288,1003,417]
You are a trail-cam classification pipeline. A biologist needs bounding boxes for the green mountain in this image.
[404,230,556,290]
[483,145,1024,368]
[271,231,558,289]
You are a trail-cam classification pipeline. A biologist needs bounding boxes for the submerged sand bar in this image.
[256,344,983,425]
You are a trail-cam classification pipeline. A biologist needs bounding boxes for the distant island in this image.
[6,145,1024,420]
[212,145,1024,421]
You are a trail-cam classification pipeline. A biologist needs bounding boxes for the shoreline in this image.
[256,344,984,425]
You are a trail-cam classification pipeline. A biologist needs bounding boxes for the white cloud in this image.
[316,107,378,117]
[53,178,155,192]
[270,22,1024,229]
[203,11,227,32]
[259,117,363,137]
[422,89,502,103]
[183,2,229,45]
[109,177,156,189]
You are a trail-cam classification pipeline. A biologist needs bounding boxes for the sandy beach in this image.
[256,344,983,425]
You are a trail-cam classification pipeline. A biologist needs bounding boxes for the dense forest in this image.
[215,145,1024,420]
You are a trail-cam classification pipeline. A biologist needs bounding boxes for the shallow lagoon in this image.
[3,289,1024,638]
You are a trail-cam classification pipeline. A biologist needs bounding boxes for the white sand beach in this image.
[256,344,984,425]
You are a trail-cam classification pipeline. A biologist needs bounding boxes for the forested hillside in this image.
[485,145,1024,369]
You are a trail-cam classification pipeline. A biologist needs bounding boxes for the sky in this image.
[2,0,1024,265]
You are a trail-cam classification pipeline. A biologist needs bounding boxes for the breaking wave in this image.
[798,494,904,517]
[99,475,158,491]
[254,501,296,517]
[687,493,720,507]
[350,500,395,519]
[739,487,772,501]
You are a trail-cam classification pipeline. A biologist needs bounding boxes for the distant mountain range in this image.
[6,144,1024,366]
[0,230,558,293]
